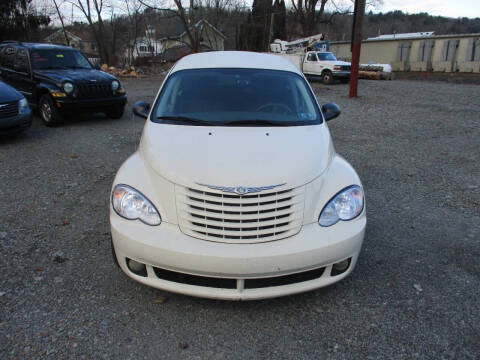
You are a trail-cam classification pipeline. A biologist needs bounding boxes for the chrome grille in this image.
[0,102,18,118]
[75,83,112,99]
[176,185,305,243]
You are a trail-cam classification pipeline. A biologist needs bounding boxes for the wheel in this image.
[106,106,125,119]
[321,70,334,85]
[39,94,63,126]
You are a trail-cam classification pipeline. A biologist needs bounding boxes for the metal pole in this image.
[349,0,366,98]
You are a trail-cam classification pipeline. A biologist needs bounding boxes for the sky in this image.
[379,0,480,19]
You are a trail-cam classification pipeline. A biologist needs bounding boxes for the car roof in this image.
[172,51,302,75]
[0,42,77,52]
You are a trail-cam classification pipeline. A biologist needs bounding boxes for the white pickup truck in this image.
[278,51,351,84]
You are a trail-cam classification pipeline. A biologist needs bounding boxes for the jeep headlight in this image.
[18,98,29,114]
[63,82,74,93]
[111,80,120,92]
[318,185,364,227]
[112,184,161,226]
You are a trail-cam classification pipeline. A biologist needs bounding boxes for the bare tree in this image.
[71,0,110,63]
[122,0,145,65]
[139,0,233,53]
[52,0,70,45]
[291,0,383,37]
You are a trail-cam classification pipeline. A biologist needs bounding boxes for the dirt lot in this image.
[1,77,479,359]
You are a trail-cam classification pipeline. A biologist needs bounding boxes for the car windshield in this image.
[31,50,92,70]
[152,68,321,126]
[317,52,337,61]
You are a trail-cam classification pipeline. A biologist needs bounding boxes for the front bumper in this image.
[110,214,366,300]
[0,110,32,134]
[55,95,127,113]
[332,71,350,79]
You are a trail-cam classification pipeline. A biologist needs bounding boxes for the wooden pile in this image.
[358,65,394,80]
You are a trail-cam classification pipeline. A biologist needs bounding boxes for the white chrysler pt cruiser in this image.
[110,51,366,300]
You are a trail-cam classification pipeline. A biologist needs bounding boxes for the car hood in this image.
[332,61,351,66]
[34,68,116,84]
[0,81,22,103]
[140,122,334,189]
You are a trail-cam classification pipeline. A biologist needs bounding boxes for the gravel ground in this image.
[0,77,479,359]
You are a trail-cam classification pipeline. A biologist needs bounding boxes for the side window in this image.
[307,53,317,62]
[14,49,29,73]
[1,46,17,69]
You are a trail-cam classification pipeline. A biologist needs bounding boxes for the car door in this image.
[11,49,35,104]
[303,52,320,75]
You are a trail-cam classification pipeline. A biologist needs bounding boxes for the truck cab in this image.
[303,51,351,84]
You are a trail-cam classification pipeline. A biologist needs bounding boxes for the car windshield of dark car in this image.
[152,68,321,126]
[31,50,92,70]
[317,52,337,61]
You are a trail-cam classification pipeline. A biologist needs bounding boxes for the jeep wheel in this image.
[106,106,125,119]
[39,94,63,127]
[321,70,334,85]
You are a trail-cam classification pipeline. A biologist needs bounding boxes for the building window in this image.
[139,45,147,52]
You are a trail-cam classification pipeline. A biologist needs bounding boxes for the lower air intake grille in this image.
[0,102,18,118]
[176,184,305,243]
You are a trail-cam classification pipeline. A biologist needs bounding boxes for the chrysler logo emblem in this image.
[234,186,247,195]
[196,183,286,195]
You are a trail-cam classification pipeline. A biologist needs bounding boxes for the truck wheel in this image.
[106,106,124,119]
[39,94,63,127]
[321,70,334,85]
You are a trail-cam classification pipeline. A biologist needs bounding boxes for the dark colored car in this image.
[0,42,127,126]
[0,80,32,135]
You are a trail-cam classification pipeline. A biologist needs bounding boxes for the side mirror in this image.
[321,103,341,121]
[13,63,27,73]
[133,101,150,119]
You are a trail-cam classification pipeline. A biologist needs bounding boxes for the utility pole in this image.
[349,0,366,98]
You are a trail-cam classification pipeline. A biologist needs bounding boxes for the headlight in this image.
[333,65,342,71]
[18,98,29,114]
[63,82,74,93]
[112,184,161,226]
[111,80,120,92]
[318,185,364,227]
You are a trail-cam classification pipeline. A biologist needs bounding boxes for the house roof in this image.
[44,29,82,42]
[172,51,301,74]
[159,19,226,41]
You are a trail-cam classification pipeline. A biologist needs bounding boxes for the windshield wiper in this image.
[42,66,69,70]
[224,119,290,127]
[69,66,91,69]
[156,116,217,126]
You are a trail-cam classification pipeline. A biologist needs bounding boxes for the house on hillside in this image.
[131,26,163,59]
[130,19,226,63]
[159,19,226,54]
[44,29,99,58]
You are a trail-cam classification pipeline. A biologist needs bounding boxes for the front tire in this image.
[39,94,63,127]
[106,106,125,119]
[322,70,334,85]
